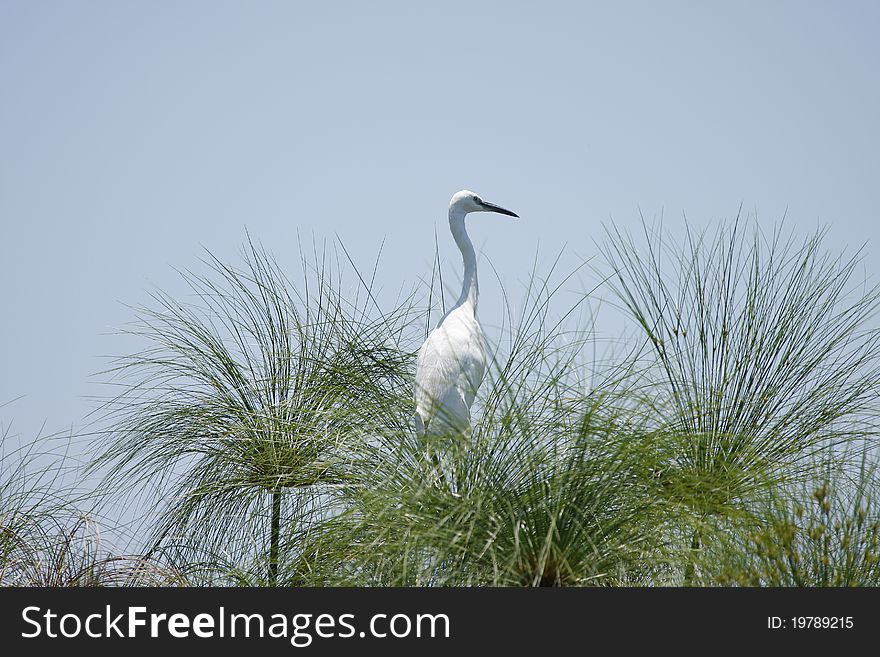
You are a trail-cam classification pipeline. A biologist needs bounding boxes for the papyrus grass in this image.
[90,238,419,585]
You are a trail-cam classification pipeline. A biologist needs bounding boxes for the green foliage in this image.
[90,238,417,584]
[289,259,672,586]
[711,450,880,587]
[601,218,880,582]
[5,217,880,587]
[0,425,179,586]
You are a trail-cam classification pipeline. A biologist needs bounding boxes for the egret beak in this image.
[480,200,519,218]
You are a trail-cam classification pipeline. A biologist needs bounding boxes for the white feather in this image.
[414,190,518,438]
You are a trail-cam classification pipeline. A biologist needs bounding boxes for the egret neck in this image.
[449,208,478,312]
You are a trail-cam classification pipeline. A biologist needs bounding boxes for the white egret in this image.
[414,190,519,439]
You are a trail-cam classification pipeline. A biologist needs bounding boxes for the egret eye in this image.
[474,197,482,205]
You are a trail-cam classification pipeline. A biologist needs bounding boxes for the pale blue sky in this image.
[2,1,879,443]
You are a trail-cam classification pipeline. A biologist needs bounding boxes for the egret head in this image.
[449,190,519,218]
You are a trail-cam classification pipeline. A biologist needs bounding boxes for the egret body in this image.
[414,190,518,438]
